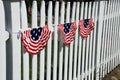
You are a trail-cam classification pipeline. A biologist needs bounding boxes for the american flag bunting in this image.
[79,18,94,38]
[58,22,77,46]
[21,25,51,55]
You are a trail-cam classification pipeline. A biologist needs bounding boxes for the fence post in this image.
[4,0,21,80]
[96,1,104,80]
[0,1,9,80]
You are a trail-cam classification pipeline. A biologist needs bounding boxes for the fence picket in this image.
[88,2,95,80]
[58,2,65,80]
[91,2,98,80]
[47,2,52,80]
[81,2,88,80]
[85,2,92,80]
[77,2,84,80]
[96,1,104,80]
[64,2,70,80]
[53,2,59,80]
[31,1,38,80]
[100,1,107,78]
[108,0,113,73]
[73,2,79,80]
[21,1,29,80]
[40,1,45,80]
[68,2,76,80]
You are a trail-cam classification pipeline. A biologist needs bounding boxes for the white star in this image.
[33,37,35,40]
[33,30,36,33]
[38,29,41,32]
[35,33,38,36]
[65,24,67,26]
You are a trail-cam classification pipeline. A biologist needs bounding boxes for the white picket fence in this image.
[0,0,120,80]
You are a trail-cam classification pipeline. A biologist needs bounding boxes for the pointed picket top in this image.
[92,2,95,18]
[71,2,76,22]
[21,1,28,29]
[54,2,59,25]
[48,1,53,31]
[76,2,80,22]
[84,2,88,19]
[88,2,92,18]
[60,2,65,24]
[80,2,84,19]
[66,2,70,22]
[95,2,98,22]
[40,1,45,27]
[32,1,37,28]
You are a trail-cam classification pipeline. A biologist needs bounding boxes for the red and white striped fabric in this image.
[21,25,51,55]
[79,18,94,38]
[58,22,77,46]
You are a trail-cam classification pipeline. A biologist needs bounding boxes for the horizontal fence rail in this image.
[0,0,120,80]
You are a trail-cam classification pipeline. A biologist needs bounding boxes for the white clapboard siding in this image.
[77,2,84,80]
[58,2,65,80]
[68,2,76,80]
[21,1,29,80]
[0,1,9,80]
[31,1,38,80]
[64,2,70,80]
[53,2,59,80]
[40,1,45,80]
[47,2,52,80]
[81,2,88,80]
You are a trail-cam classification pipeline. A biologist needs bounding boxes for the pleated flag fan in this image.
[79,18,94,38]
[58,22,77,46]
[21,25,51,55]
